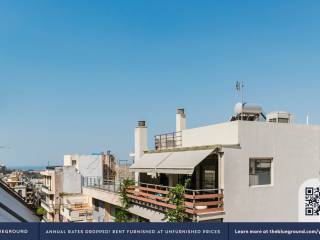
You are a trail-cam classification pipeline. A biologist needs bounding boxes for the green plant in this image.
[163,179,190,222]
[115,209,129,222]
[36,207,47,216]
[115,178,136,222]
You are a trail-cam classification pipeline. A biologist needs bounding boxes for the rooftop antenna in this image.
[236,81,245,120]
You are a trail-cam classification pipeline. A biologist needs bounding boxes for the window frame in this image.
[249,157,273,187]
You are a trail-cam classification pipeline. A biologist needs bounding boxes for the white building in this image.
[60,194,93,222]
[41,153,115,222]
[83,104,320,222]
[41,166,82,222]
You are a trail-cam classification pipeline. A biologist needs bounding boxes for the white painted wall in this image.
[62,166,82,194]
[64,154,103,178]
[223,121,320,222]
[181,121,239,148]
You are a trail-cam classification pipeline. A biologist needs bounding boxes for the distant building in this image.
[0,164,6,174]
[41,152,116,222]
[64,152,116,183]
[60,194,93,222]
[5,172,27,198]
[40,166,81,222]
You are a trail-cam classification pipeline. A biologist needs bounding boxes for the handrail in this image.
[139,182,221,193]
[154,131,182,150]
[127,182,224,218]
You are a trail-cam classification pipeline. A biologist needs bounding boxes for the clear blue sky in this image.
[1,0,320,167]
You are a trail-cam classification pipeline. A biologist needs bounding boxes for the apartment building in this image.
[60,194,93,222]
[64,152,116,182]
[5,172,27,198]
[83,104,320,222]
[41,166,81,222]
[41,152,116,222]
[41,167,63,222]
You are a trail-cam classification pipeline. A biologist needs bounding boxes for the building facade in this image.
[83,105,320,222]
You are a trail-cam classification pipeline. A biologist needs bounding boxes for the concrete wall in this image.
[64,154,103,178]
[78,155,103,178]
[223,121,320,222]
[181,121,239,148]
[62,166,82,194]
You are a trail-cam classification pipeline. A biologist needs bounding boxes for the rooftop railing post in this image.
[192,190,196,222]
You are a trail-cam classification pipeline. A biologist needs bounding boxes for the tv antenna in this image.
[236,81,245,105]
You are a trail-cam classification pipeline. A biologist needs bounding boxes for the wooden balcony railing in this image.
[126,183,224,218]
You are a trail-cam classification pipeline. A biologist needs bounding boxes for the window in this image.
[202,169,215,189]
[249,158,272,186]
[72,160,77,166]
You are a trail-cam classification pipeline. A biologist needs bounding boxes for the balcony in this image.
[126,183,224,219]
[154,131,182,151]
[41,185,54,195]
[84,177,120,193]
[62,207,93,222]
[41,199,55,213]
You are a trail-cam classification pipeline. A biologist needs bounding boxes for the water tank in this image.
[234,103,263,115]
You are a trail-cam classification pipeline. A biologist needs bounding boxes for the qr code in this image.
[305,187,320,215]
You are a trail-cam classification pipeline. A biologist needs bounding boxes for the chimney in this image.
[134,121,148,162]
[176,108,186,132]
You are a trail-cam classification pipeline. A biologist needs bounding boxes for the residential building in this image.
[5,172,27,198]
[40,167,63,222]
[64,152,116,182]
[83,104,320,222]
[40,166,81,222]
[41,152,116,222]
[60,194,93,222]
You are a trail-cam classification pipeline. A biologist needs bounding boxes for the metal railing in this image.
[154,131,182,150]
[84,177,121,193]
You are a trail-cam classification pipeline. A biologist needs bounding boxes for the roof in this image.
[0,179,40,222]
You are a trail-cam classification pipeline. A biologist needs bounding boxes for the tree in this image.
[115,178,135,222]
[36,207,47,217]
[163,179,191,222]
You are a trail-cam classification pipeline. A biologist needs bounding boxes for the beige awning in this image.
[129,148,215,175]
[129,152,171,173]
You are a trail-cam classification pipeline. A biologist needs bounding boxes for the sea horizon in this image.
[6,165,48,171]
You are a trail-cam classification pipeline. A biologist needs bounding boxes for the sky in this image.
[1,0,320,167]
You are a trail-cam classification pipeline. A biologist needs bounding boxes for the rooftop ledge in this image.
[144,144,240,154]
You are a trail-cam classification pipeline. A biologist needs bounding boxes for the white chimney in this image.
[134,121,148,162]
[134,120,148,184]
[176,108,186,132]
